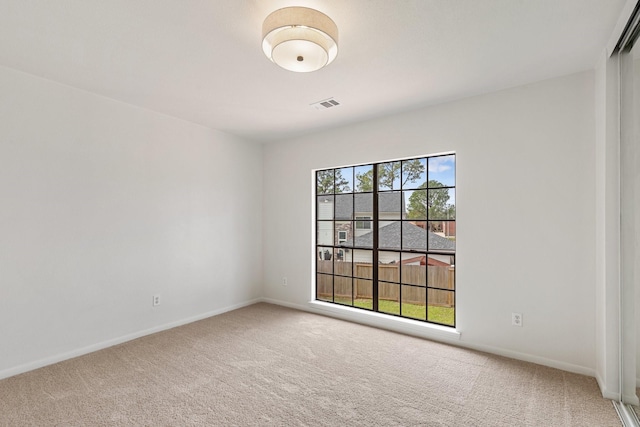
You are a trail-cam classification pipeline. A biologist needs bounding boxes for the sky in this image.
[428,155,455,187]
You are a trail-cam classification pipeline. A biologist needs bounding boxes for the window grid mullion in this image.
[372,164,379,312]
[331,169,338,303]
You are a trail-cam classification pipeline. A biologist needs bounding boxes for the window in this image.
[355,216,371,230]
[315,154,456,327]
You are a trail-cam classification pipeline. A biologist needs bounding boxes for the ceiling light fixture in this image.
[262,7,338,73]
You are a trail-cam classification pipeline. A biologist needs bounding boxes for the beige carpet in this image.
[0,303,620,426]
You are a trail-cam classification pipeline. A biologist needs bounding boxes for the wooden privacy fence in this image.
[317,261,454,307]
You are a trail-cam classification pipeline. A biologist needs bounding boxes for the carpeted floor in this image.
[0,303,621,426]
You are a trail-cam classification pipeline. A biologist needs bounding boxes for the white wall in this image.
[263,71,597,374]
[0,66,263,377]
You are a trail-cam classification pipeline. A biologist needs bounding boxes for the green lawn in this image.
[332,296,454,326]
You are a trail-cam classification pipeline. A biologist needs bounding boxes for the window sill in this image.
[308,300,460,342]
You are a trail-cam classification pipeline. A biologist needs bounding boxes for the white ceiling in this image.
[0,1,627,142]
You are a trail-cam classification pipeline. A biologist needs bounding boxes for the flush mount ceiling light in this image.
[262,6,338,73]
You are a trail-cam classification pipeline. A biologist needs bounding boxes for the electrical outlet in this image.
[512,312,523,327]
[282,277,288,286]
[153,294,161,307]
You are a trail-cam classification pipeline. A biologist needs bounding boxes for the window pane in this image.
[317,195,334,220]
[402,158,427,190]
[428,221,456,241]
[427,289,455,326]
[427,258,455,290]
[379,221,401,250]
[334,248,352,276]
[317,247,334,273]
[355,217,372,231]
[354,192,373,219]
[335,167,354,193]
[355,279,373,309]
[378,252,400,282]
[378,191,402,219]
[405,189,427,220]
[335,221,351,246]
[402,221,427,251]
[317,170,334,194]
[334,276,353,306]
[428,231,455,252]
[401,253,426,286]
[317,222,333,246]
[354,193,373,217]
[335,194,352,221]
[428,155,455,187]
[378,282,400,315]
[354,250,373,278]
[316,274,333,302]
[378,162,401,191]
[428,188,455,220]
[402,285,426,320]
[354,165,374,192]
[354,212,373,248]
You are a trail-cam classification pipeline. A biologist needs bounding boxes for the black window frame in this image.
[315,153,456,327]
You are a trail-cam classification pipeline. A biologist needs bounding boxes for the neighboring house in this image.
[317,193,404,255]
[335,192,405,236]
[317,192,454,265]
[343,221,454,266]
[422,220,456,238]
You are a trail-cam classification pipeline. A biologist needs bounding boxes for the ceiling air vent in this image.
[310,98,341,110]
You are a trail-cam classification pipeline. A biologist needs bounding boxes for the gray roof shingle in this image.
[327,192,403,220]
[342,221,455,252]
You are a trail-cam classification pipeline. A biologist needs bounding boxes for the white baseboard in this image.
[624,392,640,406]
[0,298,262,381]
[310,299,461,341]
[260,297,596,379]
[260,297,460,341]
[461,341,595,378]
[597,372,622,401]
